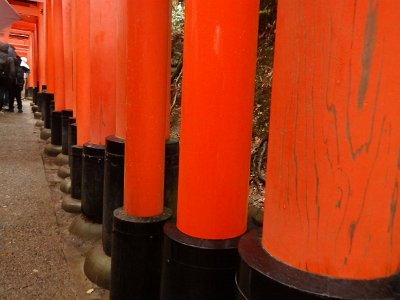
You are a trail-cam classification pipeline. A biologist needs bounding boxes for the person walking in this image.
[0,42,14,113]
[9,56,24,112]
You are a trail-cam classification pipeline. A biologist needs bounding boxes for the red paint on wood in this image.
[52,0,65,110]
[89,0,117,145]
[74,0,91,146]
[262,0,400,279]
[176,0,260,239]
[122,0,170,217]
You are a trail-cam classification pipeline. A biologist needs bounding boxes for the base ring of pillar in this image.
[237,229,399,299]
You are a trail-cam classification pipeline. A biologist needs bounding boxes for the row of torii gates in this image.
[3,0,400,299]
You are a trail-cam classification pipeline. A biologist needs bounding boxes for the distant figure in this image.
[8,56,24,113]
[0,42,15,113]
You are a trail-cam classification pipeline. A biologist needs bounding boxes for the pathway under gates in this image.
[0,100,107,299]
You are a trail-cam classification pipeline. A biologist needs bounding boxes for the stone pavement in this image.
[0,100,107,299]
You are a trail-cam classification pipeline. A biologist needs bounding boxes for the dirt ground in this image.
[0,100,107,300]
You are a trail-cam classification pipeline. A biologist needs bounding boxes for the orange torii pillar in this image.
[45,0,65,157]
[160,1,260,299]
[37,2,46,91]
[45,0,55,94]
[110,0,172,299]
[61,0,91,214]
[101,0,128,257]
[83,0,127,289]
[78,0,117,230]
[39,0,55,142]
[237,1,400,299]
[55,0,75,173]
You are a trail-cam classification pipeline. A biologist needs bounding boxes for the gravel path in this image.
[0,101,106,299]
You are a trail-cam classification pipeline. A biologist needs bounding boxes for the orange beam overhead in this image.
[262,0,400,280]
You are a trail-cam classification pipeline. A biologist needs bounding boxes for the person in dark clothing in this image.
[0,42,15,113]
[9,56,24,112]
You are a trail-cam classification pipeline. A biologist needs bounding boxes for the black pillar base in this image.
[164,139,179,217]
[70,145,83,200]
[81,143,105,224]
[110,208,172,300]
[84,240,111,290]
[160,222,241,300]
[61,109,74,156]
[236,229,399,299]
[103,136,125,257]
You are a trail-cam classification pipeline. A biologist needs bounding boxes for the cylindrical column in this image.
[102,136,125,256]
[110,0,172,299]
[160,1,260,299]
[46,0,55,93]
[62,0,75,112]
[89,0,117,145]
[61,109,74,155]
[237,1,400,299]
[176,1,259,240]
[74,0,91,146]
[52,0,65,111]
[68,121,77,164]
[50,112,62,146]
[44,110,62,156]
[81,144,105,223]
[70,145,82,200]
[123,1,169,217]
[37,2,46,89]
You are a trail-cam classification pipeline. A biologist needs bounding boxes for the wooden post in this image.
[176,0,259,240]
[62,0,75,113]
[160,1,260,299]
[89,0,117,145]
[45,0,55,93]
[52,0,65,111]
[110,1,172,299]
[37,2,46,90]
[123,0,170,217]
[238,1,400,298]
[74,0,90,146]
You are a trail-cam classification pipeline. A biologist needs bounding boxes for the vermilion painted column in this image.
[237,1,400,299]
[37,2,46,90]
[62,0,74,113]
[45,0,55,93]
[77,0,117,226]
[110,1,172,299]
[123,1,169,217]
[89,0,117,145]
[74,0,90,146]
[160,1,259,299]
[60,0,91,215]
[27,32,34,87]
[52,0,65,111]
[177,1,259,239]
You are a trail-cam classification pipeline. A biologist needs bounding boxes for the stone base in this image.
[60,177,71,194]
[35,120,44,128]
[61,194,81,214]
[44,143,62,157]
[40,128,51,140]
[57,164,70,178]
[55,153,69,166]
[34,112,42,119]
[69,214,102,241]
[84,241,111,290]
